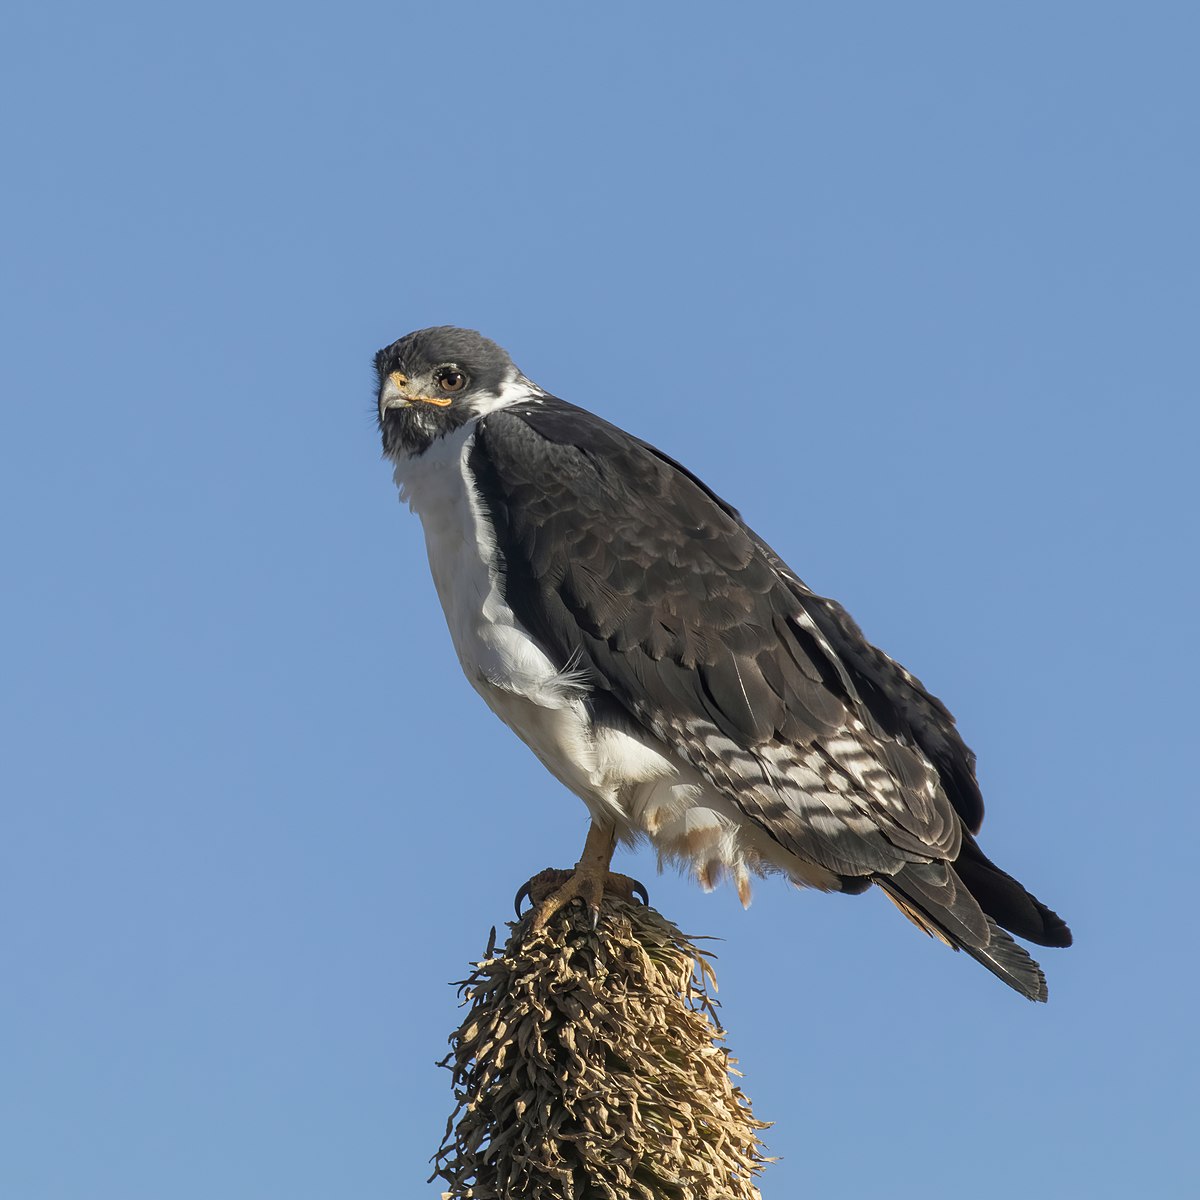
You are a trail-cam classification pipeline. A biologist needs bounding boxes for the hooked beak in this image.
[379,370,453,422]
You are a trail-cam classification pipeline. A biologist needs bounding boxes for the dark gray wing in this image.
[469,400,962,880]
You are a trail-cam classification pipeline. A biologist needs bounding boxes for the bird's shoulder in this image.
[477,395,734,501]
[472,397,758,568]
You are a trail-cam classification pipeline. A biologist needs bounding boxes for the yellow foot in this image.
[515,867,649,931]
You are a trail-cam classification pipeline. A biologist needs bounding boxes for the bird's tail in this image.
[876,853,1069,1002]
[953,833,1073,948]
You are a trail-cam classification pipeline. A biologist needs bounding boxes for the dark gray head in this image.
[375,326,527,458]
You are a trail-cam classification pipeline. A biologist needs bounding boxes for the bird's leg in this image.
[520,821,648,932]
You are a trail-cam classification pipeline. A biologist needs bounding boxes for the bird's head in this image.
[375,326,526,459]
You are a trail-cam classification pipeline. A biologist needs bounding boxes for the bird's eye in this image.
[436,367,467,392]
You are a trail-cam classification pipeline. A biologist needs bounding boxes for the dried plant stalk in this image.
[432,893,770,1199]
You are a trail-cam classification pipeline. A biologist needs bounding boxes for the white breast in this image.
[393,423,608,800]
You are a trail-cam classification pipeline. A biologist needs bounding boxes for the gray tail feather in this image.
[877,862,1049,1002]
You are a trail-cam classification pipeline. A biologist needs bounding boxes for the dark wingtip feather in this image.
[954,835,1072,948]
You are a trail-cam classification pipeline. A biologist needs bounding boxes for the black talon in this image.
[514,881,533,917]
[632,880,650,906]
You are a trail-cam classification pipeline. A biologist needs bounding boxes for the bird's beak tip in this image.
[380,371,410,419]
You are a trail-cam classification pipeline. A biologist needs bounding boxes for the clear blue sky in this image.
[3,3,1196,1197]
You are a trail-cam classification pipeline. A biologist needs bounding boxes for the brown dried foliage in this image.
[432,895,770,1199]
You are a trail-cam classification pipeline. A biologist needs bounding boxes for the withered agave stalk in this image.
[432,891,770,1200]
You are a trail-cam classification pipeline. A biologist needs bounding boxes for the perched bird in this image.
[376,326,1071,1000]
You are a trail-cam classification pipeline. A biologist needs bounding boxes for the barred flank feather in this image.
[432,895,770,1200]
